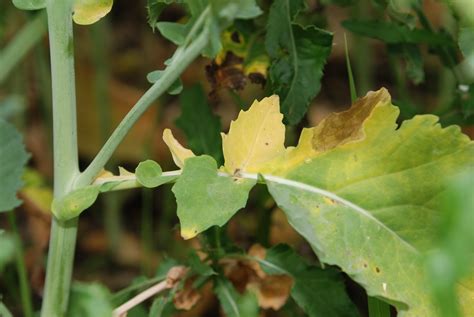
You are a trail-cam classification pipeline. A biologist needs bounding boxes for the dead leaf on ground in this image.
[221,244,293,310]
[173,278,201,310]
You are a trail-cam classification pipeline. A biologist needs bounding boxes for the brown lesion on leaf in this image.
[312,88,391,152]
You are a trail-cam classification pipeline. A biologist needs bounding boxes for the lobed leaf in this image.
[212,89,473,316]
[256,89,474,316]
[266,0,333,125]
[0,119,29,212]
[172,155,255,239]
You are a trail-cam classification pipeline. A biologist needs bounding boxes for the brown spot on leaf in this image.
[312,88,391,152]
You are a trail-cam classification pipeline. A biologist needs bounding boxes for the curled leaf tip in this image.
[163,129,196,168]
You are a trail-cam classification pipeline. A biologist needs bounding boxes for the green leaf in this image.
[68,282,113,317]
[0,95,26,120]
[188,250,216,277]
[146,70,183,95]
[426,171,474,317]
[262,89,474,316]
[389,44,425,84]
[147,0,174,31]
[214,277,259,317]
[0,301,13,317]
[11,0,45,10]
[156,22,189,46]
[154,1,261,59]
[51,186,100,221]
[260,244,360,317]
[172,155,256,239]
[211,0,262,21]
[0,119,29,212]
[176,84,222,163]
[135,160,164,188]
[149,296,170,317]
[342,20,453,46]
[73,0,114,25]
[0,230,16,272]
[266,0,333,125]
[459,27,474,58]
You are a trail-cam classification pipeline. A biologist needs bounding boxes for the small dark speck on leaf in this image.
[375,267,380,273]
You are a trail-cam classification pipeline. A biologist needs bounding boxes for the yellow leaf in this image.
[222,95,285,173]
[163,129,195,168]
[73,0,113,25]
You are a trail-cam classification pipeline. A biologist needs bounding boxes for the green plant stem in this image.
[8,212,33,317]
[0,11,47,85]
[76,23,210,188]
[41,0,80,316]
[344,33,357,103]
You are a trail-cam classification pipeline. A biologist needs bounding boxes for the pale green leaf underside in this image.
[264,102,474,316]
[172,155,256,239]
[12,0,45,10]
[0,119,29,212]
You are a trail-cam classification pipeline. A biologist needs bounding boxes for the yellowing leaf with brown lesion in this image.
[261,88,394,175]
[222,95,285,174]
[73,0,113,25]
[162,128,195,168]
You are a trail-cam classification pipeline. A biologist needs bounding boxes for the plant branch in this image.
[112,280,169,317]
[41,0,80,316]
[112,266,187,317]
[76,22,210,188]
[0,11,47,85]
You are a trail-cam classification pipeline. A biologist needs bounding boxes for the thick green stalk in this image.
[8,211,33,317]
[0,11,47,85]
[41,0,80,316]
